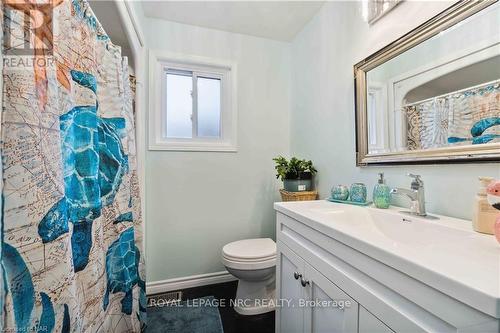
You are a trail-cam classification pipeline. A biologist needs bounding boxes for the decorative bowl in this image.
[331,185,349,201]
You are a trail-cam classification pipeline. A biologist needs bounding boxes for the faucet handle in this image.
[407,173,424,187]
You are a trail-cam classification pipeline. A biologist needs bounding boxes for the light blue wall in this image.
[142,18,291,282]
[290,1,499,220]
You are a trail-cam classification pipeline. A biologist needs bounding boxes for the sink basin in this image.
[274,199,500,318]
[368,207,481,247]
[294,201,494,250]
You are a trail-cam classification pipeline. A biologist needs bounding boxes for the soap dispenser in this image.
[472,177,497,235]
[373,173,391,209]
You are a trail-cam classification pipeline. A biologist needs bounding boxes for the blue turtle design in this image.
[103,227,146,315]
[448,116,500,145]
[38,70,128,272]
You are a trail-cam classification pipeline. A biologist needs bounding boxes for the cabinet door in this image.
[276,242,305,333]
[359,306,394,333]
[303,262,358,333]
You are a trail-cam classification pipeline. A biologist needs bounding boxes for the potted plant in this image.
[273,156,317,192]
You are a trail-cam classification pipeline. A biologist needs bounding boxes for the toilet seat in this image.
[222,238,276,270]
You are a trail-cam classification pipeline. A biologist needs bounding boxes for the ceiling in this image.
[141,1,325,42]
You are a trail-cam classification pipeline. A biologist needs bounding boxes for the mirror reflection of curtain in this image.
[404,80,500,150]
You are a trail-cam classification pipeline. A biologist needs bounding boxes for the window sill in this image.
[148,141,237,152]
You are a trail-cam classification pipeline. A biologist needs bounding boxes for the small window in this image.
[165,70,221,139]
[149,52,237,151]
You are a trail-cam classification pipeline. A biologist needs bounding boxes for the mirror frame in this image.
[354,0,500,166]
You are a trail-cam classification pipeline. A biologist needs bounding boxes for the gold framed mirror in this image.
[354,0,500,165]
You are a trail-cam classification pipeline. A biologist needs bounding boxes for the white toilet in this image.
[222,238,276,315]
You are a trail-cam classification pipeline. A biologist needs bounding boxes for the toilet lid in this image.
[222,238,276,260]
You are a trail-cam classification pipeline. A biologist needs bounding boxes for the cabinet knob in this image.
[293,272,302,280]
[300,277,310,287]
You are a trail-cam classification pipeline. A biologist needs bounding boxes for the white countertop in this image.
[274,200,500,318]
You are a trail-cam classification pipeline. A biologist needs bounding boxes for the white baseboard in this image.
[146,271,237,295]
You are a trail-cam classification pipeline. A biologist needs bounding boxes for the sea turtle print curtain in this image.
[1,0,146,332]
[404,80,500,150]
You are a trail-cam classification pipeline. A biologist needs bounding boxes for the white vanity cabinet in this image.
[274,201,500,333]
[277,242,358,333]
[359,307,393,333]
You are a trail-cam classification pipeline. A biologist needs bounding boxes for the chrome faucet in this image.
[390,174,426,216]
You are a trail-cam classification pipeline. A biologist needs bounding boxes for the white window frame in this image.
[367,82,389,153]
[149,50,237,152]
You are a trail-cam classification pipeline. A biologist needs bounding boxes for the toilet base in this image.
[233,276,276,315]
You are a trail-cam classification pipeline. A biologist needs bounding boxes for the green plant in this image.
[273,156,317,181]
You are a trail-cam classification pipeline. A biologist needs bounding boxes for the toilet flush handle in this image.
[293,272,302,280]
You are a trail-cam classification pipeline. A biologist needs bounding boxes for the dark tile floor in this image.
[154,281,275,333]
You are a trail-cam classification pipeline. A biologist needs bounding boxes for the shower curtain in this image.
[1,0,146,332]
